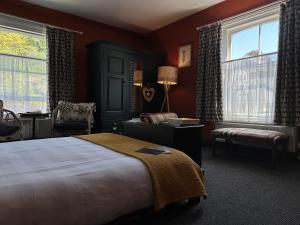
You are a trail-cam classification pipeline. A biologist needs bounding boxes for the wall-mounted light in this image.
[133,70,143,87]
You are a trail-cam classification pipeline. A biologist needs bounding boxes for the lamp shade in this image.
[133,70,143,86]
[157,66,178,85]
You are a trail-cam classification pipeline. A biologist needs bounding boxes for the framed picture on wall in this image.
[178,44,191,68]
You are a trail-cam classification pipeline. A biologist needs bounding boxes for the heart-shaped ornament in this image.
[142,87,155,102]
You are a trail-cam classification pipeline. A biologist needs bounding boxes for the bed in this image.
[0,133,206,225]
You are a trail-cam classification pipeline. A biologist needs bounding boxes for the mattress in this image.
[0,137,153,225]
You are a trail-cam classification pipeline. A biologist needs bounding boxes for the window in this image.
[0,14,48,113]
[222,6,280,124]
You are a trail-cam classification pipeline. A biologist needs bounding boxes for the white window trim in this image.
[222,4,280,62]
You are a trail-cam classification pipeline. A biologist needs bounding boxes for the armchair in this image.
[0,100,23,142]
[52,101,96,137]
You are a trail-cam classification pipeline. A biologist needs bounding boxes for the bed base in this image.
[105,197,201,225]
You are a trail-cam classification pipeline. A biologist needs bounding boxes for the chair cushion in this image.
[57,101,95,121]
[142,113,178,124]
[0,123,19,136]
[53,121,88,131]
[140,113,152,124]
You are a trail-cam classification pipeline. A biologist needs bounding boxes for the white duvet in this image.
[0,137,153,225]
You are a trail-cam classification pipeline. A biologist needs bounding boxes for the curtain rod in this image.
[0,12,83,35]
[196,0,287,31]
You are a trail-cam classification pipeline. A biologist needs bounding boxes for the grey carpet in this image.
[117,146,300,225]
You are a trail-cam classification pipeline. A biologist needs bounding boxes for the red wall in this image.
[0,0,147,102]
[147,0,276,118]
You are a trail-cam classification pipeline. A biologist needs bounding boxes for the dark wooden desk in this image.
[173,125,204,167]
[123,122,204,166]
[19,113,50,139]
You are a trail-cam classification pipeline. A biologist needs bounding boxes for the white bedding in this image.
[0,137,153,225]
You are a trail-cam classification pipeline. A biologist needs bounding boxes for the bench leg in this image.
[272,144,277,169]
[212,138,216,156]
[225,139,229,152]
[283,141,288,160]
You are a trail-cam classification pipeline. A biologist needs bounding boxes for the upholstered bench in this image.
[211,128,289,168]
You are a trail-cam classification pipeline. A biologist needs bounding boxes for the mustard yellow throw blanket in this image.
[77,133,207,211]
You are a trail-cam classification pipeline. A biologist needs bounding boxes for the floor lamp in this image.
[157,66,178,112]
[133,70,143,113]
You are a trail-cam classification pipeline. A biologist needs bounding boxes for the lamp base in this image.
[160,84,170,112]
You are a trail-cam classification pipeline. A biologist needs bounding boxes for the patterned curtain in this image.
[129,61,137,113]
[274,0,300,126]
[47,27,75,111]
[196,23,223,122]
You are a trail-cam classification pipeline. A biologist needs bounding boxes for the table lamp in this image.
[157,66,178,112]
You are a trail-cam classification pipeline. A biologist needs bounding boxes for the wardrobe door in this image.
[101,48,129,121]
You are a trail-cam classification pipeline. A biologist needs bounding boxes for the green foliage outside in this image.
[0,30,46,59]
[0,29,48,112]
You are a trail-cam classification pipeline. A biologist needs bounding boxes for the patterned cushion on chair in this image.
[57,101,95,121]
[0,123,19,136]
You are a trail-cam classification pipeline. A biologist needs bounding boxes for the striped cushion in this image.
[140,113,152,124]
[149,113,178,124]
[212,128,288,145]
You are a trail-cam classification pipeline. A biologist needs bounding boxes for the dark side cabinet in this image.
[101,48,129,121]
[87,41,164,132]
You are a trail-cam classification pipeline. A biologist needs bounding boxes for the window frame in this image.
[222,5,280,62]
[221,4,280,124]
[0,13,48,113]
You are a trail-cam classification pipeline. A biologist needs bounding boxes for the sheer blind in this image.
[222,53,277,123]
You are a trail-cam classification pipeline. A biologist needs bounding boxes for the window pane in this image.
[260,20,279,54]
[231,26,259,60]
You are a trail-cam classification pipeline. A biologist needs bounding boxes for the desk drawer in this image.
[101,120,123,133]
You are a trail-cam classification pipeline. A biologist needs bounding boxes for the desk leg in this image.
[212,138,216,156]
[188,197,200,205]
[32,118,36,139]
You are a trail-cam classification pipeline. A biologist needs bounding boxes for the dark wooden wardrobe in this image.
[87,41,164,132]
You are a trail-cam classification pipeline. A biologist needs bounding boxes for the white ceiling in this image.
[22,0,225,34]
